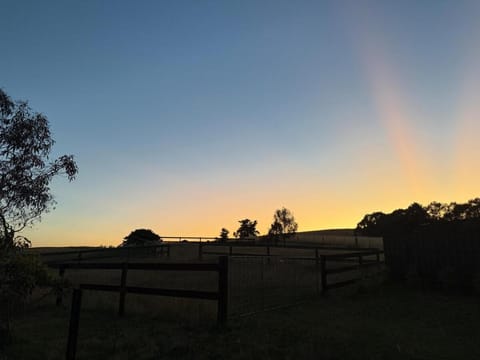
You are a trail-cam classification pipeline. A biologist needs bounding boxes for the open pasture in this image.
[10,281,480,360]
[40,243,384,326]
[18,242,386,359]
[289,230,383,249]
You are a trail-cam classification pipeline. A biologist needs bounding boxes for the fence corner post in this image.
[66,288,82,360]
[315,249,320,294]
[56,266,66,306]
[217,256,229,327]
[118,263,128,316]
[320,255,327,295]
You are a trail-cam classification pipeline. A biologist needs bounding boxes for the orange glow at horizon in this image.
[21,4,480,248]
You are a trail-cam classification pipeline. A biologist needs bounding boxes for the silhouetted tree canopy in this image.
[356,198,480,237]
[121,229,162,247]
[268,207,298,245]
[0,89,78,250]
[0,89,77,345]
[234,219,259,240]
[218,228,229,242]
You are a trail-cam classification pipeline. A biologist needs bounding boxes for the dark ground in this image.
[4,281,480,360]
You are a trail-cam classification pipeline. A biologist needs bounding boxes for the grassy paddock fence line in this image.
[38,244,171,265]
[60,257,229,360]
[321,251,384,292]
[36,235,380,265]
[50,260,228,320]
[49,247,384,359]
[198,242,381,260]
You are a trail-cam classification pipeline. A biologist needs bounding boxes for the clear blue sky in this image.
[1,1,480,246]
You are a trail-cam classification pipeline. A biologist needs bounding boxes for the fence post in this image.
[217,256,229,327]
[56,266,66,306]
[315,249,320,294]
[167,244,171,257]
[198,243,203,260]
[261,256,265,310]
[118,263,128,316]
[320,255,327,295]
[229,245,233,256]
[267,246,270,257]
[66,288,82,360]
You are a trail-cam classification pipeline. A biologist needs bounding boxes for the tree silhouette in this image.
[234,219,259,240]
[356,204,429,237]
[0,89,78,250]
[268,207,298,246]
[0,89,78,344]
[121,229,162,247]
[356,198,480,237]
[218,228,229,242]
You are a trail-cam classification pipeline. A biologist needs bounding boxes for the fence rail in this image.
[199,243,381,260]
[62,257,228,360]
[39,244,171,265]
[57,247,384,360]
[320,251,384,293]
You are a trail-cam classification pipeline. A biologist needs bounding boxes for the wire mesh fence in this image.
[228,256,319,317]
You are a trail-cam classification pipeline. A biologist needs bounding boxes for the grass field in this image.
[6,280,480,360]
[38,243,383,319]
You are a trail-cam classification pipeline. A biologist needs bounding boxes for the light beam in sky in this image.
[348,7,429,199]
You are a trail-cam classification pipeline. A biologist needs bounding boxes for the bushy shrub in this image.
[0,249,64,348]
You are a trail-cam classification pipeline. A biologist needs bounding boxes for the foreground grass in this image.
[5,281,480,360]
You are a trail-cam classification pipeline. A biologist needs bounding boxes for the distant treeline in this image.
[356,198,480,237]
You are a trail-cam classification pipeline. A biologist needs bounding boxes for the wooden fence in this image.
[52,247,383,360]
[321,250,384,292]
[39,244,170,265]
[198,242,380,260]
[226,249,384,317]
[50,258,228,360]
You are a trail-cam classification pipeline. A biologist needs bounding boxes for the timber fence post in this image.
[66,288,82,360]
[56,266,66,306]
[217,256,229,327]
[315,249,320,294]
[320,255,327,295]
[118,263,128,316]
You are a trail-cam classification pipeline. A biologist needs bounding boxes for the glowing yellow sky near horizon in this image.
[23,4,480,248]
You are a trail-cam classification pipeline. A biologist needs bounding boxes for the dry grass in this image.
[8,280,480,360]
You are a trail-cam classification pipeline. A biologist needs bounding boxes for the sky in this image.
[1,0,480,247]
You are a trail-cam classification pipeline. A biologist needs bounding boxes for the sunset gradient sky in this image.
[2,1,480,246]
